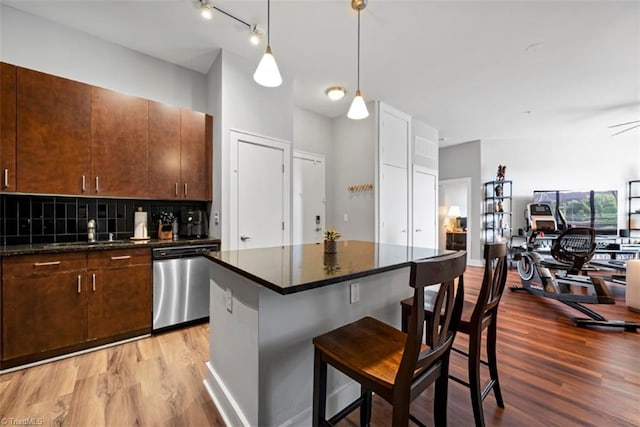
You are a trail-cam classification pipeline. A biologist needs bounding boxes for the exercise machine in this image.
[510,203,639,331]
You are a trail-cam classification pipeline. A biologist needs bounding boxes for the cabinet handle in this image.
[34,261,62,267]
[175,182,179,197]
[77,275,82,294]
[184,183,188,196]
[95,176,100,192]
[82,175,86,192]
[415,229,422,232]
[110,255,131,260]
[92,273,96,292]
[3,169,8,188]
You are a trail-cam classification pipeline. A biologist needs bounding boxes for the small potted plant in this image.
[323,227,341,254]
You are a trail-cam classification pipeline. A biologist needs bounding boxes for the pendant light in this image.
[254,0,282,87]
[347,0,369,120]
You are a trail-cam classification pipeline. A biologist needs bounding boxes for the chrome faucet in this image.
[87,219,96,243]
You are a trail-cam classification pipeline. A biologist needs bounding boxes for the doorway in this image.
[439,178,471,263]
[293,151,326,244]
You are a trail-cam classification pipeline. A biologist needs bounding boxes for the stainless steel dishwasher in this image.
[152,243,218,331]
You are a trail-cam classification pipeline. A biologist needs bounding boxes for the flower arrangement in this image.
[323,227,341,241]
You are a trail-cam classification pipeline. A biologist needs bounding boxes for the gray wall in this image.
[1,5,208,112]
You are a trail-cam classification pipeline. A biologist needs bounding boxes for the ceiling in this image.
[4,0,640,146]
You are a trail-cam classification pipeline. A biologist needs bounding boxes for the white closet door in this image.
[413,168,437,248]
[380,164,408,245]
[293,152,326,244]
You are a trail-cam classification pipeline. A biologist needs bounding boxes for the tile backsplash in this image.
[0,194,207,245]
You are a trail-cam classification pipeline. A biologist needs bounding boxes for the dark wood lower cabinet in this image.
[1,249,152,369]
[87,249,151,341]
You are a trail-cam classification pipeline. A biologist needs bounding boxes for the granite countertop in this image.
[203,240,454,295]
[0,237,221,256]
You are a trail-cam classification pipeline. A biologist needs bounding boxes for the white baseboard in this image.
[203,361,252,427]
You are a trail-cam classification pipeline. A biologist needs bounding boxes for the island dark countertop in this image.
[203,240,455,295]
[0,237,221,256]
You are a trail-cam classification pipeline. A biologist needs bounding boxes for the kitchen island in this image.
[202,240,454,427]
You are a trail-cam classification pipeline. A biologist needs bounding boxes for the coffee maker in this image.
[179,209,208,238]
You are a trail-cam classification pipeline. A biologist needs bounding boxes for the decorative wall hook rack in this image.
[347,183,374,193]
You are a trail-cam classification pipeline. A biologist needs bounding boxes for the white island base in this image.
[203,262,413,427]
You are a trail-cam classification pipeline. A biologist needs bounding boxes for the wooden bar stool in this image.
[312,251,466,427]
[401,243,508,427]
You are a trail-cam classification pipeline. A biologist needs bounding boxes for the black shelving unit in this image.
[628,180,640,242]
[483,180,512,243]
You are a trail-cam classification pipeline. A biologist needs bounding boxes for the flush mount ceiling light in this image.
[254,0,282,87]
[196,0,260,45]
[347,0,369,120]
[325,86,347,101]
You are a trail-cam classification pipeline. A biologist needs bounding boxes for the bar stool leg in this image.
[487,321,504,408]
[434,353,451,427]
[468,330,485,427]
[360,386,372,427]
[312,348,328,427]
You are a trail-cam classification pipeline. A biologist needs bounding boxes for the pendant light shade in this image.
[348,90,369,119]
[254,46,282,87]
[348,0,368,120]
[254,0,282,87]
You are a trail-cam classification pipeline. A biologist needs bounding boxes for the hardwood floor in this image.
[1,266,639,426]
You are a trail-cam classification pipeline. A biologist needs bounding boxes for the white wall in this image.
[214,50,294,248]
[293,107,334,231]
[331,107,376,240]
[1,5,208,112]
[481,132,640,235]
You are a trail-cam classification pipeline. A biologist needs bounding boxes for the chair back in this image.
[550,227,596,274]
[396,251,466,385]
[471,243,508,326]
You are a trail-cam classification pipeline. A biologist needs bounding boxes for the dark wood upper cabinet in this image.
[181,109,212,200]
[91,87,149,197]
[149,101,181,199]
[0,63,17,192]
[16,67,91,195]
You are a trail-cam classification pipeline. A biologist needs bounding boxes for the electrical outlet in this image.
[344,213,349,222]
[349,282,360,304]
[225,288,233,313]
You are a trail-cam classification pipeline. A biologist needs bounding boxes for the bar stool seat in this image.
[312,251,467,427]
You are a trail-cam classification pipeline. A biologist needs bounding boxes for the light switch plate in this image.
[225,288,233,313]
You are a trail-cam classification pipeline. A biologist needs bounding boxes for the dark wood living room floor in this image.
[1,266,639,426]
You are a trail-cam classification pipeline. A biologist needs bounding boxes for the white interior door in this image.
[293,152,326,244]
[380,164,408,245]
[232,131,290,250]
[413,168,437,248]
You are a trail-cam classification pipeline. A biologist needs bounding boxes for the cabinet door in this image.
[16,68,91,195]
[0,62,17,192]
[180,110,212,200]
[2,253,87,361]
[91,87,149,197]
[149,101,181,199]
[86,249,151,340]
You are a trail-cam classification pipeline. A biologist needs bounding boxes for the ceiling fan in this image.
[609,120,640,136]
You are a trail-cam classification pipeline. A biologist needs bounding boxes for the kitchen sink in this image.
[45,240,128,248]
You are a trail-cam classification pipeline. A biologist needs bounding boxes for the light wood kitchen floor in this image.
[2,266,640,426]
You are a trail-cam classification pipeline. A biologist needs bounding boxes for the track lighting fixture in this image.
[254,0,282,87]
[347,0,369,120]
[196,0,261,46]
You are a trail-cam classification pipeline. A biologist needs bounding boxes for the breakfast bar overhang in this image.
[202,240,454,427]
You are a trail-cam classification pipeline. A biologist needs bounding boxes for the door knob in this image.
[240,235,252,241]
[315,227,322,232]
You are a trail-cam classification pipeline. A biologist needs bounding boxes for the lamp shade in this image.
[254,46,282,87]
[447,205,462,218]
[626,259,640,312]
[347,90,369,120]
